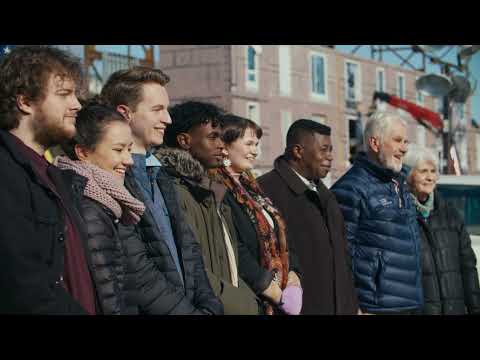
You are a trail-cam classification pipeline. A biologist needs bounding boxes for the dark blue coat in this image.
[331,153,423,313]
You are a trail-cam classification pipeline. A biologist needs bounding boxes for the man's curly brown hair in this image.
[0,45,84,131]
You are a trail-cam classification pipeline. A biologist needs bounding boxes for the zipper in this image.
[392,179,403,208]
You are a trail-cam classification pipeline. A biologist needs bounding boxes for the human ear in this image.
[368,137,381,154]
[74,144,91,161]
[177,133,191,151]
[116,105,132,123]
[16,95,34,115]
[291,144,303,161]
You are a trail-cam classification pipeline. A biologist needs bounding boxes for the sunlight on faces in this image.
[129,83,171,150]
[78,121,134,184]
[188,121,225,169]
[377,122,408,173]
[226,127,259,173]
[32,74,82,147]
[409,160,438,199]
[301,133,333,180]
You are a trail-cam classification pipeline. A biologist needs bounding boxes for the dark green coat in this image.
[156,148,260,315]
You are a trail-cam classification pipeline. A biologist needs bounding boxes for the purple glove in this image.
[279,285,303,315]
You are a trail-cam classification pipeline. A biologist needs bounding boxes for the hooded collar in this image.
[155,147,228,206]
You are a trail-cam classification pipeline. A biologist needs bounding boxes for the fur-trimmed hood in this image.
[154,147,228,205]
[155,147,206,182]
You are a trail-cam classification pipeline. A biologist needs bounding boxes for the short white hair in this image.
[403,144,439,176]
[363,111,407,151]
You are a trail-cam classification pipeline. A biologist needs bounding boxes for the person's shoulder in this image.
[332,165,368,190]
[79,197,116,224]
[257,168,281,185]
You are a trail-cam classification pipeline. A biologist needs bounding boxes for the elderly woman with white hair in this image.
[404,144,480,315]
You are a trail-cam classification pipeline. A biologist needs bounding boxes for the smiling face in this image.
[409,160,438,200]
[78,121,134,183]
[304,132,333,180]
[226,127,259,173]
[128,82,171,152]
[31,73,82,147]
[369,121,408,173]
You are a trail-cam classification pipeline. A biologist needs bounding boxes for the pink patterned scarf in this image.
[55,156,145,225]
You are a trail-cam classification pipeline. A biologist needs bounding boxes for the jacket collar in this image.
[155,147,228,206]
[274,156,334,206]
[274,156,312,196]
[354,152,407,183]
[0,129,37,177]
[0,129,87,195]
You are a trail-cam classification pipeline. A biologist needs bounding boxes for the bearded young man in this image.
[332,111,423,315]
[0,45,97,314]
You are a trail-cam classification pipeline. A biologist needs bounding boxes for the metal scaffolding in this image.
[84,45,155,94]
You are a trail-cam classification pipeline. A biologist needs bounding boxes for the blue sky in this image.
[98,45,479,120]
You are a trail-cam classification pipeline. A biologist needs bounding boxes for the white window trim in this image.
[344,59,362,102]
[396,73,406,99]
[311,114,327,124]
[280,110,293,150]
[416,124,426,147]
[279,45,291,97]
[416,76,425,105]
[246,46,259,92]
[246,101,261,157]
[246,101,261,126]
[309,50,329,103]
[376,67,386,93]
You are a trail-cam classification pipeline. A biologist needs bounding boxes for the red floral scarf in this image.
[217,168,289,314]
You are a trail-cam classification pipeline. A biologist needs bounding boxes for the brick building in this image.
[68,45,462,183]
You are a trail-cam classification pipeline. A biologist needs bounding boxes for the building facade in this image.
[159,45,478,183]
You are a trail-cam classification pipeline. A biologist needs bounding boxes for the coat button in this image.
[57,233,65,242]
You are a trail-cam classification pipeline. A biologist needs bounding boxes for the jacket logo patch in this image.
[379,198,393,207]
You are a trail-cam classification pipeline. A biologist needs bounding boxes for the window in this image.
[416,76,424,105]
[311,114,327,124]
[310,52,328,101]
[279,45,291,96]
[416,125,426,147]
[396,73,406,99]
[345,60,361,102]
[459,139,468,171]
[247,102,260,125]
[349,116,362,162]
[280,111,292,150]
[247,102,261,157]
[376,68,386,93]
[246,46,260,91]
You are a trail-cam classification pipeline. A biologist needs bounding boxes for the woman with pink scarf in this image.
[56,103,145,315]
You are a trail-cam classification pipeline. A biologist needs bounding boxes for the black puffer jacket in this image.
[76,197,138,315]
[124,167,223,315]
[417,191,480,315]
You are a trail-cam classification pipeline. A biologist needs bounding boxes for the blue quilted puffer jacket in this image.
[331,153,423,313]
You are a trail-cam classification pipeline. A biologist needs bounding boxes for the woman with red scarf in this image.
[217,114,303,315]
